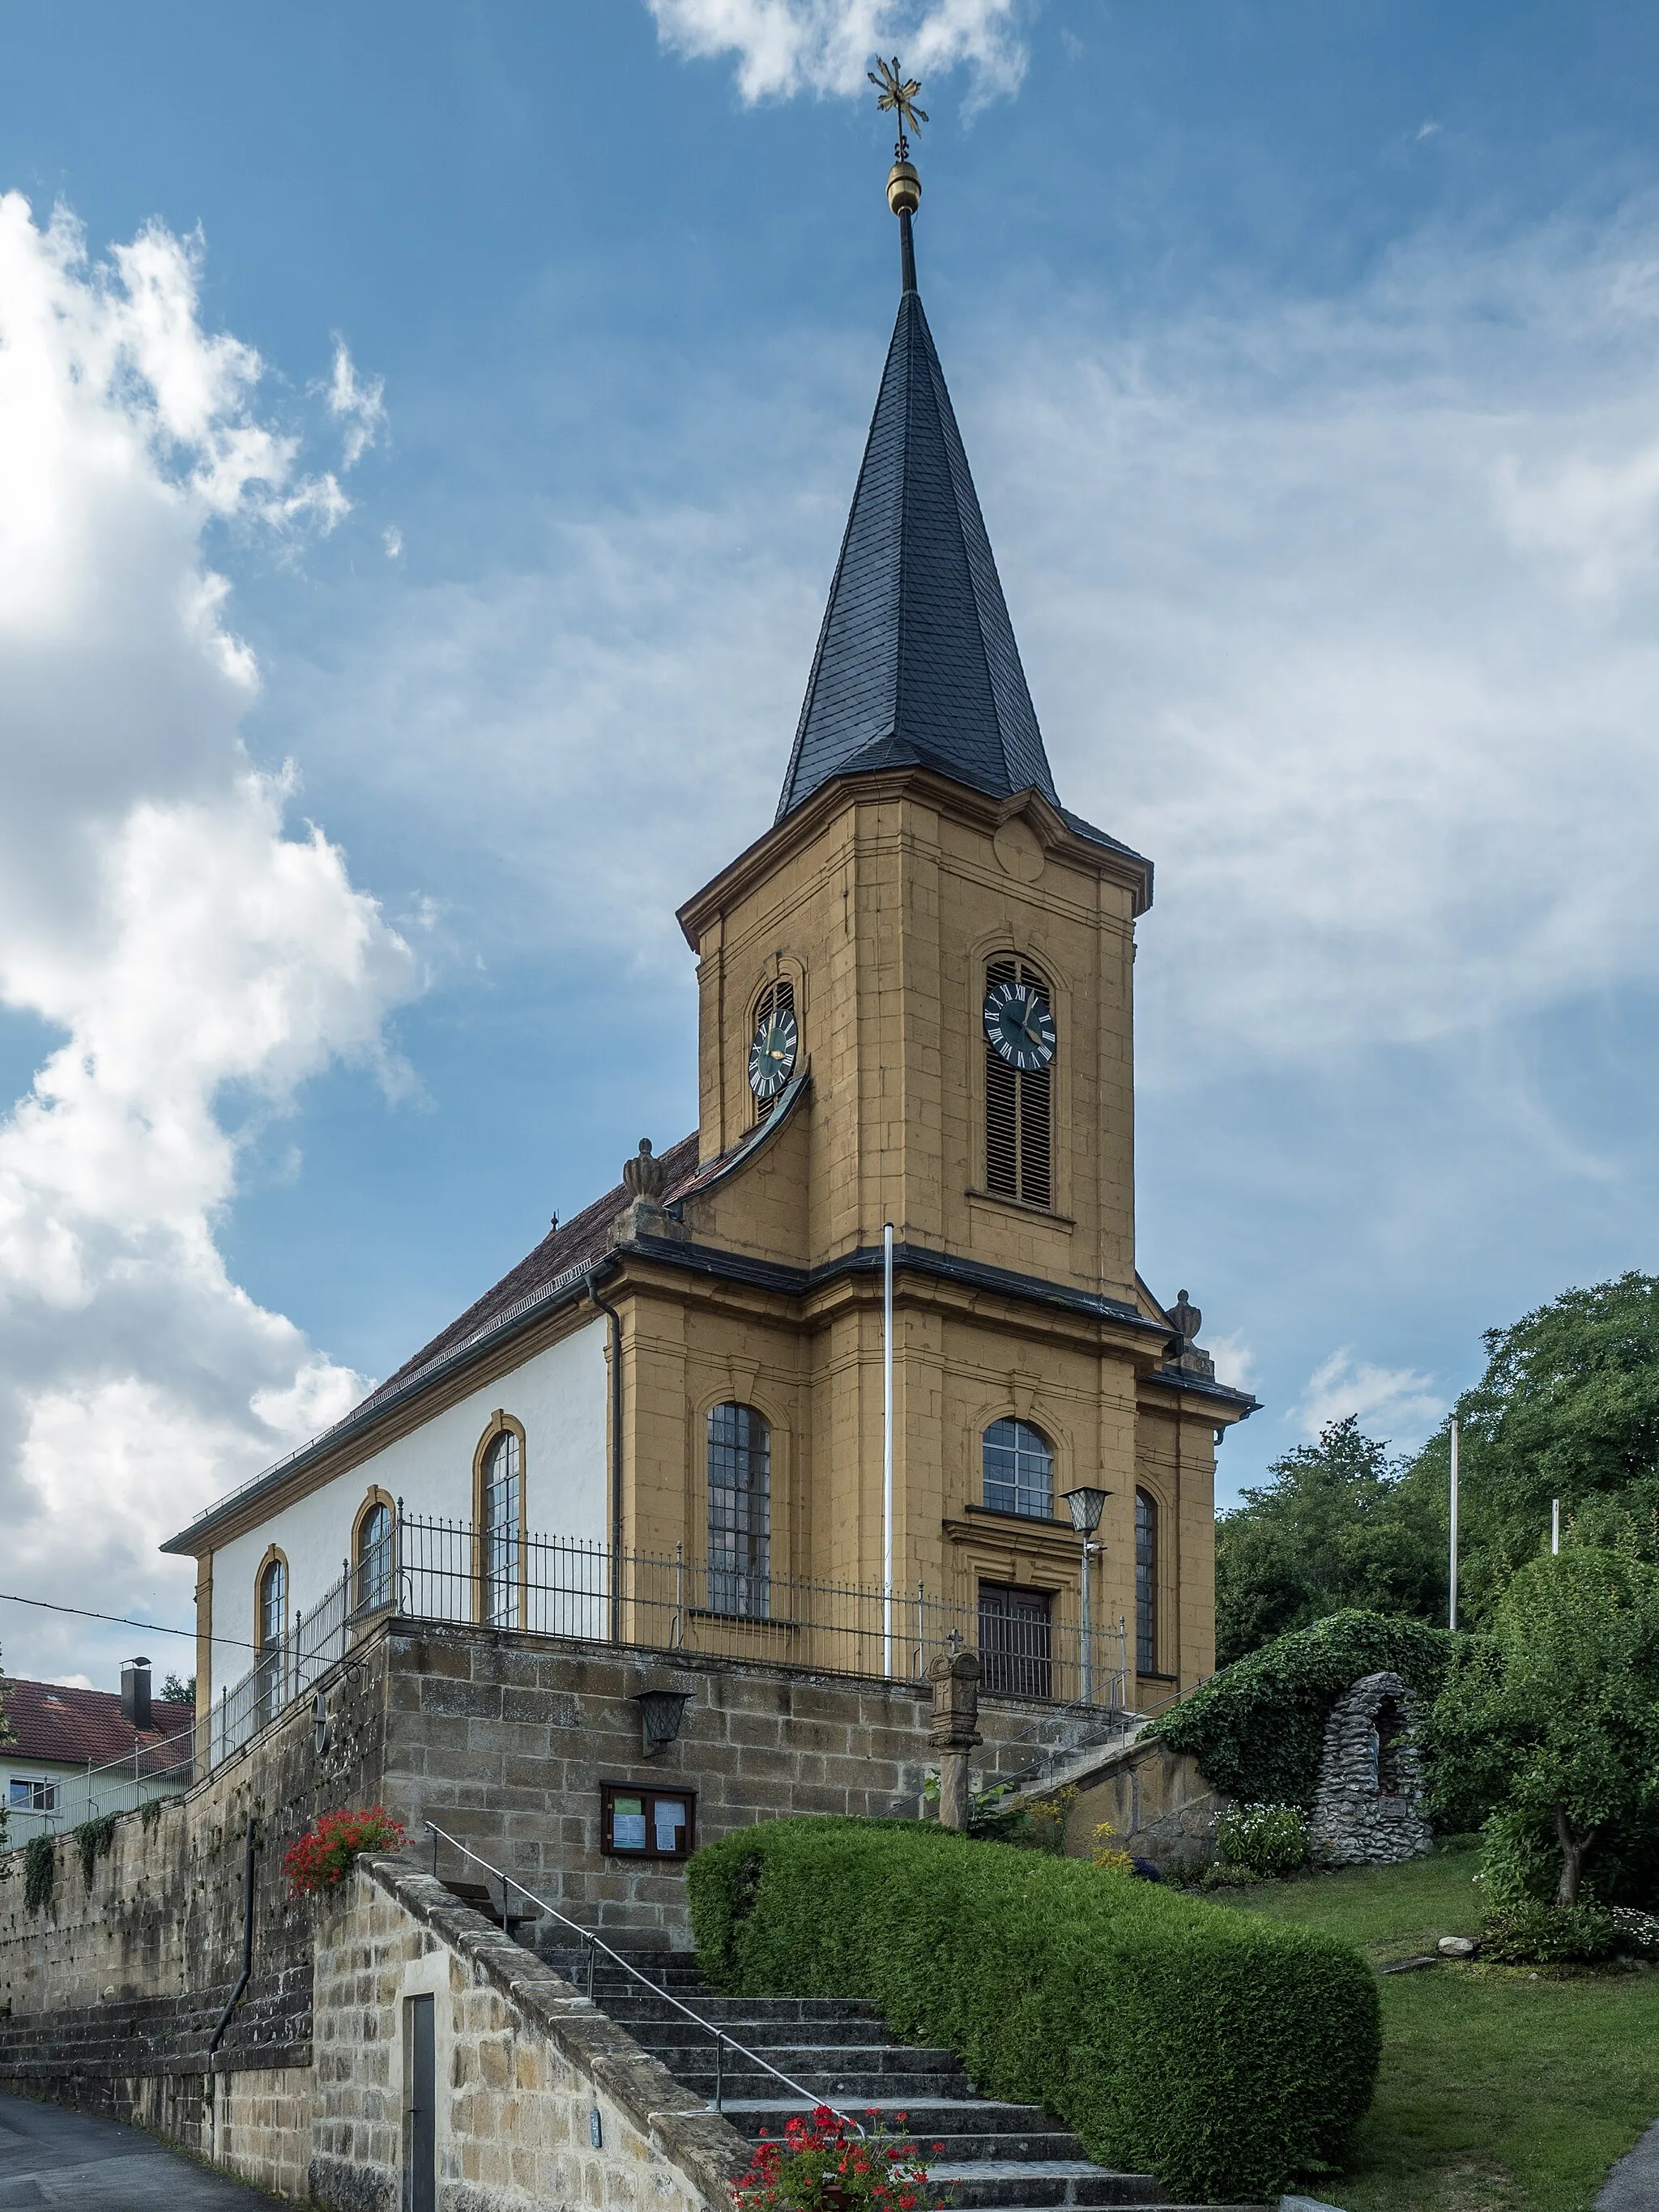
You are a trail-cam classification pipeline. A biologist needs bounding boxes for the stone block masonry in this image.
[382,1621,1090,1944]
[0,1611,1098,2198]
[309,1854,744,2212]
[1309,1670,1433,1869]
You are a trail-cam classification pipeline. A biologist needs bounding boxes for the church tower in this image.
[652,113,1255,1698]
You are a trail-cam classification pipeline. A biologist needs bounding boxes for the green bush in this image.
[1147,1608,1464,1809]
[23,1834,54,1914]
[689,1817,1380,2205]
[1479,1899,1616,1964]
[1213,1801,1311,1880]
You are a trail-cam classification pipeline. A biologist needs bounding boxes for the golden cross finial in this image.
[868,56,928,162]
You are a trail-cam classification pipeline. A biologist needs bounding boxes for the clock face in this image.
[983,980,1056,1072]
[748,1003,799,1099]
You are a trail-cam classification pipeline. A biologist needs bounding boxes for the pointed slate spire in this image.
[775,189,1061,825]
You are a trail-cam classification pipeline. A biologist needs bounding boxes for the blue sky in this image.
[4,0,1659,1682]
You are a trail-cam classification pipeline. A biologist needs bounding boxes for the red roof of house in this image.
[3,1677,194,1772]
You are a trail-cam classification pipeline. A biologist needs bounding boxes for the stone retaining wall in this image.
[380,1622,1086,1945]
[307,1854,744,2212]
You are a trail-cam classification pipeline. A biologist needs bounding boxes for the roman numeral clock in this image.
[983,978,1056,1072]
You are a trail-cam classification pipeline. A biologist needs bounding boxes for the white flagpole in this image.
[1448,1417,1460,1632]
[882,1223,894,1677]
[1552,1498,1560,1555]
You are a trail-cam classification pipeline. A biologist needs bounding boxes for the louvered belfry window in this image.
[984,957,1053,1208]
[751,977,795,1120]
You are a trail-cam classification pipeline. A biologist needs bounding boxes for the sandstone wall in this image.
[380,1621,1093,1944]
[307,1854,744,2212]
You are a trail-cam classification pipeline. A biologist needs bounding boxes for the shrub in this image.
[1147,1609,1462,1809]
[75,1813,117,1891]
[1479,1899,1616,1964]
[689,1817,1380,2206]
[731,2103,946,2212]
[284,1805,404,1895]
[23,1834,54,1914]
[1612,1906,1659,1958]
[1089,1821,1134,1875]
[1213,1802,1310,1881]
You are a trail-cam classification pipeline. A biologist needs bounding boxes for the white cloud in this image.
[0,194,416,1685]
[383,524,404,560]
[1204,1331,1257,1396]
[964,206,1659,1074]
[1291,1349,1446,1451]
[645,0,1025,104]
[323,339,387,471]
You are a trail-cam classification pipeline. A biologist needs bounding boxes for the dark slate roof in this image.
[776,257,1061,824]
[4,1678,194,1771]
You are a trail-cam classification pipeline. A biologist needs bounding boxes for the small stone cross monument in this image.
[928,1641,982,1830]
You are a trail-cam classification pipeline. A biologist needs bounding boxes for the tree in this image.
[1403,1272,1659,1623]
[1214,1417,1446,1666]
[160,1671,195,1706]
[1427,1548,1659,1903]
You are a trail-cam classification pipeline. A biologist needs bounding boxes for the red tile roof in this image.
[3,1677,194,1772]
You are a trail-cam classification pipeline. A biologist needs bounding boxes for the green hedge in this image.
[688,1817,1380,2205]
[1145,1608,1465,1808]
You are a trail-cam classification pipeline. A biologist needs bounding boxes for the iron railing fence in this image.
[2,1727,197,1838]
[197,1511,1131,1773]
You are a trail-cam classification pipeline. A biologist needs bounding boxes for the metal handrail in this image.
[423,1822,864,2134]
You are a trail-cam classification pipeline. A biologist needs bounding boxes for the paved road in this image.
[1598,2115,1659,2210]
[0,2093,283,2207]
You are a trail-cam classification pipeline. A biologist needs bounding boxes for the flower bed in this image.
[285,1805,404,1895]
[732,2105,946,2212]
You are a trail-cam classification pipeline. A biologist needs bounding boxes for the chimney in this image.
[122,1656,152,1732]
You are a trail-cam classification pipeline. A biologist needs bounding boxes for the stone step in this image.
[677,2065,977,2102]
[919,2164,1170,2209]
[719,2096,1061,2140]
[622,2018,907,2053]
[599,1996,890,2032]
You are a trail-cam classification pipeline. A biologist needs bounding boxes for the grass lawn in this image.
[1212,1848,1659,2212]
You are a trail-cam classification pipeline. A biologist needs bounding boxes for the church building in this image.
[164,142,1255,1754]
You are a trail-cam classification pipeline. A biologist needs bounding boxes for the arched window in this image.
[255,1554,286,1723]
[356,1498,393,1614]
[983,1418,1054,1519]
[749,976,797,1122]
[983,957,1053,1208]
[480,1429,522,1628]
[708,1403,770,1617]
[1135,1490,1158,1674]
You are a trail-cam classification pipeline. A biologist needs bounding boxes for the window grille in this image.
[984,956,1052,1208]
[1135,1490,1157,1674]
[482,1430,522,1628]
[982,1417,1055,1519]
[979,1582,1053,1698]
[256,1556,286,1724]
[708,1402,770,1617]
[751,977,796,1120]
[356,1501,393,1613]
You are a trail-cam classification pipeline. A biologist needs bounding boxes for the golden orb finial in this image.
[886,160,920,217]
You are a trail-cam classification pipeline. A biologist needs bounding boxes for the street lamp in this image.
[1062,1488,1111,1705]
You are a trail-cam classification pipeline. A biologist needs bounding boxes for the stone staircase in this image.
[543,1945,1272,2212]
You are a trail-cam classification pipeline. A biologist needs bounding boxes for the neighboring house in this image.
[3,1667,194,1835]
[162,155,1258,1767]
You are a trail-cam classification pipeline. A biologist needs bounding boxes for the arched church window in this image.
[255,1554,286,1724]
[983,1417,1054,1519]
[983,957,1053,1207]
[1135,1490,1158,1674]
[480,1429,522,1629]
[748,977,798,1121]
[708,1403,770,1617]
[356,1498,393,1614]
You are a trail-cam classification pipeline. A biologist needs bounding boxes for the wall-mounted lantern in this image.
[633,1688,693,1758]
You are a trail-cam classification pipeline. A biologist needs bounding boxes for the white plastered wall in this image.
[206,1319,607,1700]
